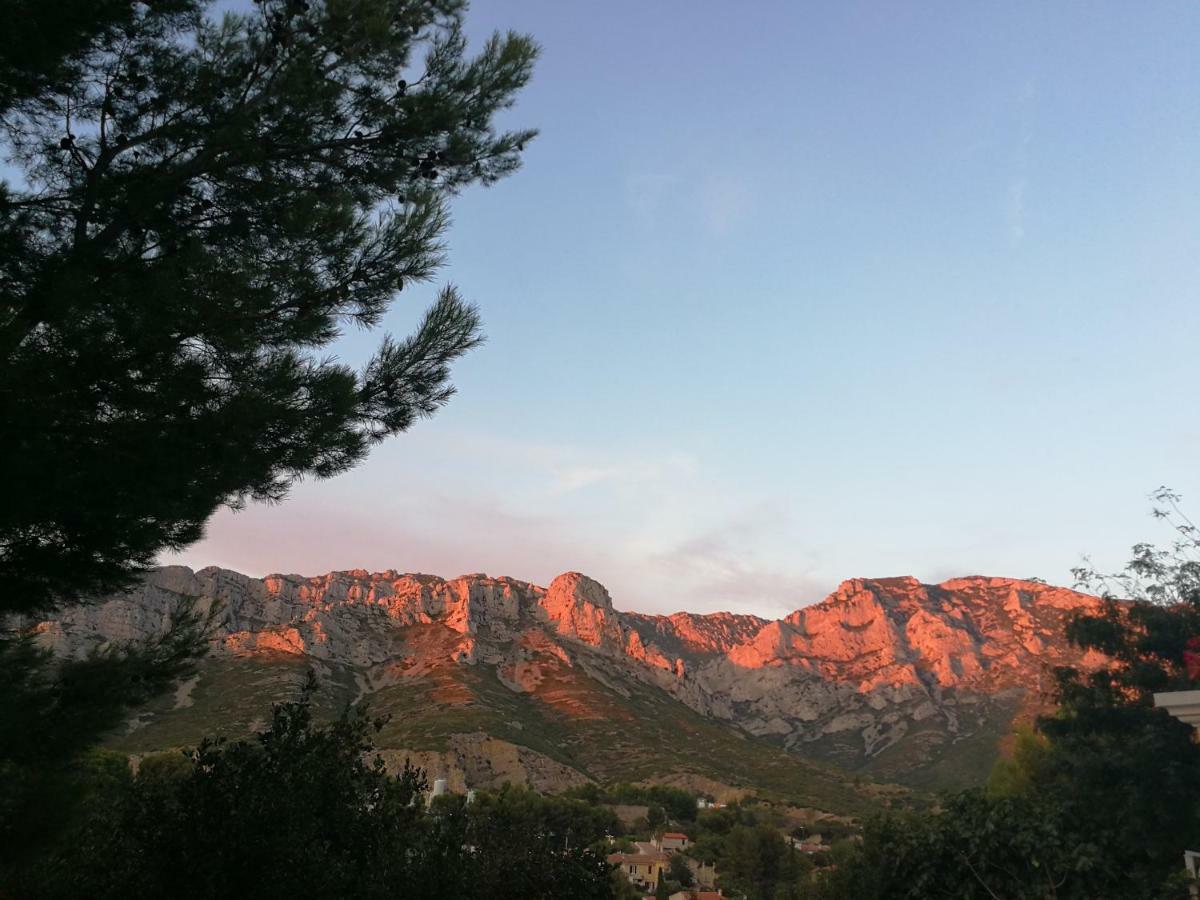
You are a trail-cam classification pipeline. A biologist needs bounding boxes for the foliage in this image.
[809,791,1104,900]
[446,782,619,898]
[1035,487,1200,888]
[1072,487,1200,607]
[648,803,667,828]
[4,673,613,899]
[566,781,701,825]
[0,596,214,766]
[983,723,1050,798]
[716,823,812,900]
[669,851,695,888]
[0,0,166,112]
[1060,489,1200,703]
[0,0,537,615]
[611,868,643,900]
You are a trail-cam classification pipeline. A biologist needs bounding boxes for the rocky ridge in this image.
[33,567,1105,789]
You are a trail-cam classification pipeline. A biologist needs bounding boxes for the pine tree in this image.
[0,0,152,112]
[0,0,537,615]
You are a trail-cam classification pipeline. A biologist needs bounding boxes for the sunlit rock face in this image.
[34,567,1104,781]
[538,572,623,647]
[653,576,1104,766]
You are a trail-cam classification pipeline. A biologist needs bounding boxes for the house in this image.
[657,831,690,852]
[607,849,668,891]
[790,835,831,855]
[686,857,718,889]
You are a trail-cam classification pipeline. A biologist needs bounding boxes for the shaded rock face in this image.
[33,567,1103,781]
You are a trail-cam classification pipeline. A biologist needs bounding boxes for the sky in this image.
[169,1,1200,618]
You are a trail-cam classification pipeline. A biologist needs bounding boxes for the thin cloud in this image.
[551,453,700,495]
[644,504,829,616]
[1005,77,1036,244]
[414,431,699,497]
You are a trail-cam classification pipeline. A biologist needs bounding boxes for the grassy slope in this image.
[867,693,1025,791]
[104,654,358,753]
[104,638,885,817]
[793,691,1026,791]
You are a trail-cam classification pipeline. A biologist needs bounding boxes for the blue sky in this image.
[170,1,1200,617]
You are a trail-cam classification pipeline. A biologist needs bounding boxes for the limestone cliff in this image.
[30,566,1105,789]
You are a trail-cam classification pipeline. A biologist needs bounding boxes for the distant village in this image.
[424,778,843,900]
[607,821,835,899]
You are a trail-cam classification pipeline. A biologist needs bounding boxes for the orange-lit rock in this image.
[538,572,623,647]
[31,567,1108,779]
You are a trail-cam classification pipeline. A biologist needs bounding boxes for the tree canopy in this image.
[0,0,537,615]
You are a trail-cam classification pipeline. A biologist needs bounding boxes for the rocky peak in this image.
[544,572,613,611]
[538,572,621,646]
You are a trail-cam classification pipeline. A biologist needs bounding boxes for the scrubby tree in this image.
[611,869,643,900]
[0,0,537,616]
[717,823,812,900]
[566,781,701,830]
[808,792,1098,900]
[669,851,695,888]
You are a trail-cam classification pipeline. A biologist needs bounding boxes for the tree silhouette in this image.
[0,0,537,615]
[3,674,614,899]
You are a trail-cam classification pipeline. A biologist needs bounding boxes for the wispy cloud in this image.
[413,431,702,498]
[1006,78,1036,244]
[550,453,700,495]
[640,503,828,616]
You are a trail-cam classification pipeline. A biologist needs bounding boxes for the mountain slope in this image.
[32,566,1104,802]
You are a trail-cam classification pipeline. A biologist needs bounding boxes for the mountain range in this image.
[31,567,1106,814]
